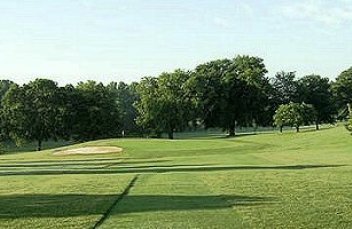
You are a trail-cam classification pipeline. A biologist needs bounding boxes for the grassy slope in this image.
[0,125,351,228]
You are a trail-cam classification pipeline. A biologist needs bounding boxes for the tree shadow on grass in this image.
[0,164,345,176]
[0,140,73,154]
[0,158,123,163]
[113,195,274,214]
[0,157,156,164]
[0,159,171,169]
[299,126,334,133]
[0,194,274,218]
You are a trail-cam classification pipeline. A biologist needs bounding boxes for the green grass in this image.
[0,139,73,154]
[0,125,352,228]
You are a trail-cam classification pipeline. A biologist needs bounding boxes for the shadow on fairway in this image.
[0,141,73,154]
[0,158,121,163]
[0,159,171,168]
[0,194,274,218]
[0,164,345,176]
[115,194,275,214]
[0,158,166,164]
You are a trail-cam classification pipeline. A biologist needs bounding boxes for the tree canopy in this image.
[1,79,63,150]
[114,81,140,136]
[189,55,269,136]
[71,81,120,141]
[136,70,194,139]
[270,71,298,105]
[297,74,336,129]
[0,57,349,149]
[333,67,352,115]
[274,102,316,133]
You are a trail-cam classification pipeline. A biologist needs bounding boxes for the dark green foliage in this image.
[0,80,16,140]
[297,75,336,129]
[113,82,141,136]
[0,56,344,146]
[71,81,120,141]
[333,67,352,116]
[343,84,352,134]
[1,79,63,150]
[0,80,15,103]
[1,79,121,149]
[136,70,194,139]
[270,71,298,105]
[56,84,82,140]
[190,55,269,136]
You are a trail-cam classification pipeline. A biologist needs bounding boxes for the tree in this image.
[270,71,298,106]
[0,80,15,103]
[232,55,271,128]
[111,81,141,136]
[136,70,194,139]
[274,102,315,133]
[55,84,82,141]
[71,81,120,141]
[0,80,16,140]
[0,84,25,144]
[1,79,63,151]
[297,74,336,130]
[345,119,352,133]
[299,103,317,128]
[333,67,352,117]
[187,59,228,133]
[189,55,269,136]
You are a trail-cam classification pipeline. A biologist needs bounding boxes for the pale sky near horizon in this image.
[0,0,351,85]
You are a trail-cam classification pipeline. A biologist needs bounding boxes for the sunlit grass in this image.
[0,125,351,228]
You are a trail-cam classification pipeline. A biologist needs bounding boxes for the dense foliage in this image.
[297,75,336,130]
[274,102,316,133]
[0,79,127,150]
[0,55,350,149]
[1,80,63,150]
[333,67,352,115]
[136,70,194,139]
[187,56,270,136]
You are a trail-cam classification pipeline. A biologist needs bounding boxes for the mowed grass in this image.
[0,125,352,228]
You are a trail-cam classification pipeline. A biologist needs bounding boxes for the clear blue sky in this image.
[0,0,351,85]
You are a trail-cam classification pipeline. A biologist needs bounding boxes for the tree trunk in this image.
[348,103,352,116]
[228,125,236,137]
[315,121,320,130]
[280,126,283,133]
[37,139,42,151]
[168,130,174,139]
[155,132,162,138]
[296,126,300,133]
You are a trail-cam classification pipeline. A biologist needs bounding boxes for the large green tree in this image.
[0,80,16,140]
[1,79,63,150]
[136,70,194,139]
[297,75,336,130]
[55,84,82,141]
[0,80,15,102]
[71,81,120,141]
[189,55,269,136]
[333,67,352,117]
[271,71,298,105]
[274,102,316,133]
[110,81,141,136]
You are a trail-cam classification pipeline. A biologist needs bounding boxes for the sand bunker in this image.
[53,146,122,156]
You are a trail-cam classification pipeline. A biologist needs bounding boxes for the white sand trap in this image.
[53,146,122,156]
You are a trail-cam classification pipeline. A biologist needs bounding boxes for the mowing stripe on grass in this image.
[92,175,140,229]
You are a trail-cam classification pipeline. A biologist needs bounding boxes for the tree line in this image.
[0,55,351,150]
